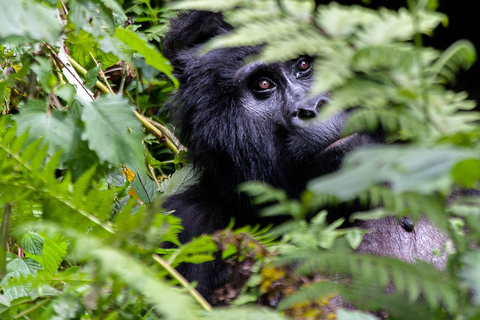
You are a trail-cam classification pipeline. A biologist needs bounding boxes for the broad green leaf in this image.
[0,0,62,44]
[130,171,158,203]
[4,257,42,280]
[68,0,115,36]
[100,0,127,21]
[19,232,44,256]
[26,234,67,275]
[13,100,78,162]
[115,28,178,87]
[159,165,200,197]
[65,30,119,70]
[80,95,146,174]
[452,159,480,188]
[54,85,75,104]
[31,57,58,93]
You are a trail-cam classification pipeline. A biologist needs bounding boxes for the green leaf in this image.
[164,236,216,267]
[5,257,42,279]
[26,234,68,275]
[0,0,62,44]
[80,95,146,174]
[115,28,178,87]
[308,146,474,200]
[66,30,119,70]
[451,159,480,188]
[33,222,201,320]
[159,165,200,197]
[54,85,75,104]
[100,0,127,21]
[430,40,477,83]
[84,65,101,90]
[1,257,41,301]
[31,57,57,93]
[130,171,158,203]
[19,232,44,256]
[13,100,78,163]
[460,251,480,305]
[356,8,444,46]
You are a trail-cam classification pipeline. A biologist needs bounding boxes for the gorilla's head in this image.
[163,11,380,198]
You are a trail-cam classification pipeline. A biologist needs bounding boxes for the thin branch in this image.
[152,254,213,311]
[44,43,96,101]
[1,203,12,277]
[89,52,115,94]
[133,111,182,155]
[66,55,110,95]
[13,298,51,319]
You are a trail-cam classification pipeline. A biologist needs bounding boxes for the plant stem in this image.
[66,55,110,94]
[1,203,12,277]
[133,111,181,155]
[13,298,50,319]
[152,254,213,311]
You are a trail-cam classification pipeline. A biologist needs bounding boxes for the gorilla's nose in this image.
[294,95,329,120]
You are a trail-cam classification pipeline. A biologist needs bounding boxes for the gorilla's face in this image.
[235,55,376,168]
[163,11,380,195]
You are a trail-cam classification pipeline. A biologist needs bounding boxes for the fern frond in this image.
[282,250,457,313]
[168,0,242,11]
[206,18,303,51]
[356,8,445,46]
[0,120,114,234]
[430,39,476,83]
[27,221,202,320]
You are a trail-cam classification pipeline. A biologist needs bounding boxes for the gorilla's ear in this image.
[162,11,232,70]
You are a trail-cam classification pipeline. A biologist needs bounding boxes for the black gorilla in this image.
[162,11,446,300]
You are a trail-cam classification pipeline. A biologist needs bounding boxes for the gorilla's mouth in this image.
[321,132,360,154]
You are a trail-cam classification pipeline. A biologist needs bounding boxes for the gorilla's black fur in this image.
[162,11,446,300]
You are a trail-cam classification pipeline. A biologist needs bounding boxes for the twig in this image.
[119,62,128,93]
[89,52,114,94]
[151,254,213,311]
[145,117,186,152]
[148,164,161,187]
[13,298,51,319]
[133,110,181,155]
[1,203,12,277]
[66,55,110,95]
[44,43,96,101]
[49,92,63,110]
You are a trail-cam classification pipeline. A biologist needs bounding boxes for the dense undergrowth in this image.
[2,0,480,319]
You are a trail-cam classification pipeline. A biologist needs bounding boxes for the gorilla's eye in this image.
[254,78,275,92]
[296,58,312,73]
[298,60,310,71]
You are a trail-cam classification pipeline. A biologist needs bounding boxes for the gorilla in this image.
[161,11,447,301]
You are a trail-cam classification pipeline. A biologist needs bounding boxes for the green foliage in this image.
[66,30,119,70]
[115,28,178,86]
[80,95,146,173]
[2,0,480,319]
[0,0,62,44]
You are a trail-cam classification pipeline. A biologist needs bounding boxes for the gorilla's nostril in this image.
[316,98,328,112]
[297,108,316,119]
